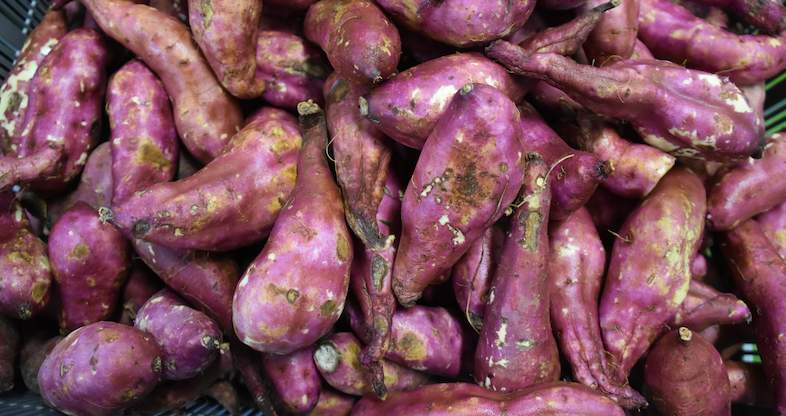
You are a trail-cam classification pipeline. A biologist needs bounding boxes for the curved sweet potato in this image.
[119,262,162,325]
[0,316,18,393]
[307,388,355,416]
[262,346,321,413]
[19,330,60,394]
[257,30,328,110]
[48,141,113,224]
[726,360,773,407]
[452,227,495,331]
[670,280,751,331]
[584,0,639,64]
[519,2,616,57]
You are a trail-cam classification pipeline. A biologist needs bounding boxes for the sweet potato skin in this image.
[363,53,525,149]
[452,227,495,331]
[257,30,328,110]
[119,262,162,325]
[0,316,18,393]
[38,322,163,416]
[262,346,321,413]
[598,168,706,382]
[20,331,61,394]
[108,59,178,205]
[758,200,786,259]
[48,141,113,224]
[584,0,639,63]
[670,280,751,331]
[307,388,355,415]
[726,360,772,407]
[518,3,613,57]
[644,328,731,416]
[392,84,525,306]
[305,0,401,85]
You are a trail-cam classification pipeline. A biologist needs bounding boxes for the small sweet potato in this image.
[726,360,773,407]
[47,141,113,224]
[0,316,18,393]
[669,280,751,331]
[452,227,496,331]
[19,329,61,394]
[305,0,401,85]
[518,2,616,57]
[307,388,355,416]
[206,381,241,416]
[38,322,163,416]
[262,346,321,413]
[118,262,162,325]
[584,0,639,64]
[644,327,731,416]
[392,84,525,306]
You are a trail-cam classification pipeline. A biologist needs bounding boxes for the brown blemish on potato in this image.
[30,281,47,304]
[286,289,300,304]
[135,139,171,171]
[397,332,427,362]
[336,234,350,262]
[370,254,388,291]
[320,299,337,317]
[69,243,90,261]
[518,211,543,252]
[200,0,214,28]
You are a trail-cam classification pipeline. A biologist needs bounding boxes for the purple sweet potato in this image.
[233,103,352,354]
[691,253,708,280]
[38,322,163,416]
[475,154,560,392]
[257,30,329,110]
[113,107,301,251]
[188,0,263,98]
[48,141,113,224]
[374,0,533,48]
[48,202,130,331]
[262,346,321,413]
[351,382,626,415]
[518,103,608,220]
[708,133,786,231]
[108,59,178,205]
[486,42,764,161]
[549,207,646,408]
[644,327,731,416]
[307,388,355,416]
[392,84,525,306]
[758,200,786,259]
[0,316,18,392]
[305,0,401,85]
[687,0,786,34]
[20,330,61,394]
[742,83,766,126]
[598,168,706,384]
[630,38,655,60]
[669,280,751,331]
[313,332,429,396]
[638,0,786,86]
[119,262,162,325]
[125,358,224,415]
[362,53,526,149]
[528,80,584,117]
[726,361,773,407]
[452,227,495,331]
[584,0,639,64]
[0,29,106,194]
[517,2,616,57]
[80,0,242,163]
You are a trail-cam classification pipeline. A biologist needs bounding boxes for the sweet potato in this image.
[598,168,706,383]
[518,2,616,57]
[475,154,560,392]
[267,0,317,10]
[758,200,786,259]
[305,0,401,85]
[486,42,764,161]
[0,29,106,194]
[645,327,731,415]
[108,59,178,205]
[726,361,773,407]
[374,0,533,48]
[452,227,495,331]
[231,344,277,414]
[583,0,639,64]
[233,103,352,354]
[742,83,766,127]
[206,381,241,416]
[19,329,61,394]
[638,0,786,86]
[549,207,646,408]
[113,107,301,251]
[362,53,525,149]
[257,30,329,110]
[119,262,162,325]
[80,0,242,163]
[669,280,751,331]
[125,358,224,415]
[630,38,655,60]
[48,141,113,224]
[528,80,583,117]
[313,332,429,396]
[307,388,355,416]
[38,322,163,416]
[262,346,321,413]
[691,0,786,33]
[392,84,525,306]
[0,316,18,392]
[708,133,786,231]
[351,382,626,415]
[691,253,708,279]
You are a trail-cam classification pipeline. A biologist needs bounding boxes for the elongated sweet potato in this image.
[352,382,625,415]
[726,361,773,407]
[307,388,354,416]
[670,280,751,331]
[475,154,560,392]
[518,2,616,57]
[374,0,533,47]
[638,0,786,86]
[584,0,639,64]
[38,322,163,416]
[20,329,61,394]
[313,332,429,396]
[233,104,352,354]
[108,59,178,205]
[113,107,301,251]
[549,207,646,408]
[119,262,162,325]
[48,141,113,224]
[362,54,525,149]
[0,316,18,393]
[80,0,242,163]
[487,42,764,161]
[262,346,321,413]
[392,84,525,306]
[598,168,705,384]
[452,227,495,331]
[708,133,786,231]
[257,30,328,110]
[305,0,400,85]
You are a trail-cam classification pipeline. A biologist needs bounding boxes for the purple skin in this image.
[392,84,525,306]
[691,254,708,279]
[108,60,178,205]
[726,360,774,407]
[684,0,786,34]
[362,53,526,149]
[38,322,163,416]
[742,83,766,127]
[638,0,786,86]
[307,388,355,416]
[232,104,352,354]
[487,42,764,161]
[0,193,51,320]
[518,103,607,221]
[374,0,534,48]
[0,29,106,195]
[48,141,113,224]
[112,107,301,252]
[549,207,646,409]
[188,0,263,99]
[352,382,626,415]
[135,289,222,380]
[119,262,163,325]
[598,168,706,384]
[528,81,584,117]
[20,332,61,394]
[583,0,640,64]
[630,38,655,60]
[304,0,401,86]
[48,202,130,331]
[518,2,616,56]
[708,133,786,231]
[758,200,786,258]
[313,332,429,397]
[256,30,329,110]
[669,280,751,331]
[262,346,321,414]
[0,316,18,393]
[475,155,561,392]
[452,227,495,332]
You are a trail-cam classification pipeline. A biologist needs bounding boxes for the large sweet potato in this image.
[669,280,751,331]
[584,0,639,64]
[48,141,113,224]
[0,316,18,393]
[257,30,328,110]
[262,346,321,413]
